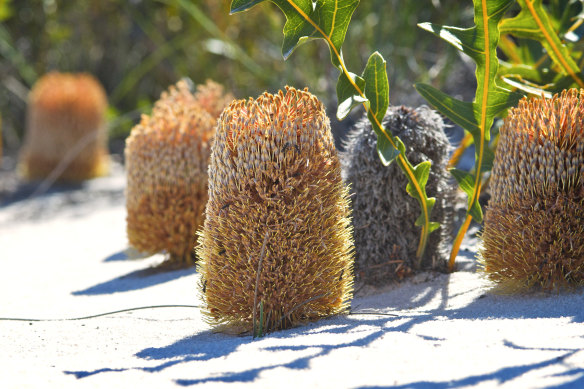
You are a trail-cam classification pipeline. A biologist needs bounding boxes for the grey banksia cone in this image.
[480,89,584,291]
[197,86,354,333]
[125,80,232,268]
[342,106,455,286]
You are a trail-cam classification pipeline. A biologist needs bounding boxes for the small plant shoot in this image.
[229,0,439,259]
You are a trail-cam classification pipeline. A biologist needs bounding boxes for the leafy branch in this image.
[230,0,439,261]
[499,0,584,90]
[415,0,523,271]
[450,0,584,172]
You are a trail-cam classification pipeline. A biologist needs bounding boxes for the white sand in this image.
[1,171,584,388]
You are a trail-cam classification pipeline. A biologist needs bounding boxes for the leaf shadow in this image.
[63,273,452,383]
[63,330,244,379]
[354,349,581,389]
[62,263,584,386]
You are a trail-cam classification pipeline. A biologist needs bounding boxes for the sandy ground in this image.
[1,164,584,389]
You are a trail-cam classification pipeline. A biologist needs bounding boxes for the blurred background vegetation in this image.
[0,0,473,156]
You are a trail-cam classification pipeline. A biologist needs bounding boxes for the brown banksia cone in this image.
[341,106,455,286]
[480,89,584,291]
[197,86,354,333]
[125,80,232,268]
[19,72,109,181]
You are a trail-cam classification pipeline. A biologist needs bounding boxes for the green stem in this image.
[285,0,432,259]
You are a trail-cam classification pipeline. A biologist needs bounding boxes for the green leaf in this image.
[372,123,399,166]
[407,161,431,192]
[414,83,478,133]
[363,52,389,124]
[417,0,526,268]
[231,0,265,13]
[498,62,554,86]
[0,0,13,22]
[405,160,439,233]
[417,0,522,225]
[450,168,483,221]
[231,0,359,65]
[313,0,360,66]
[336,71,367,120]
[499,0,584,88]
[482,145,495,171]
[336,51,389,121]
[361,51,396,165]
[393,137,441,261]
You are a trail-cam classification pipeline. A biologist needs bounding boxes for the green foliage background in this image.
[0,0,470,152]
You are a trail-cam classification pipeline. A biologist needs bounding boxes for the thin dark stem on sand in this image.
[0,305,203,322]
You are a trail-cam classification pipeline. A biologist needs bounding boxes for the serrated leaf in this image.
[500,0,584,88]
[417,0,522,226]
[336,71,367,120]
[414,83,479,133]
[418,0,526,268]
[498,62,554,86]
[363,52,389,124]
[231,0,359,65]
[313,0,360,66]
[418,23,482,63]
[277,1,320,59]
[450,168,474,201]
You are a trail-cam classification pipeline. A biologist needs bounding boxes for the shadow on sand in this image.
[72,265,196,295]
[63,257,584,386]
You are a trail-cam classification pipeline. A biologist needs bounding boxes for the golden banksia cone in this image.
[197,86,354,333]
[19,72,109,181]
[125,80,232,268]
[480,89,584,291]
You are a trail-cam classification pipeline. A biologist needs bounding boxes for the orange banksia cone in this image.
[19,72,109,181]
[480,89,584,291]
[125,80,231,268]
[197,86,354,333]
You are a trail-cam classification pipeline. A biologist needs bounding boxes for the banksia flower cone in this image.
[480,89,584,291]
[197,86,354,333]
[342,106,455,286]
[125,80,231,268]
[19,72,109,181]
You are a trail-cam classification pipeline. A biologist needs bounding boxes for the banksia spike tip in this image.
[197,86,354,333]
[342,106,455,286]
[191,80,235,119]
[480,89,584,291]
[125,80,232,268]
[19,72,109,181]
